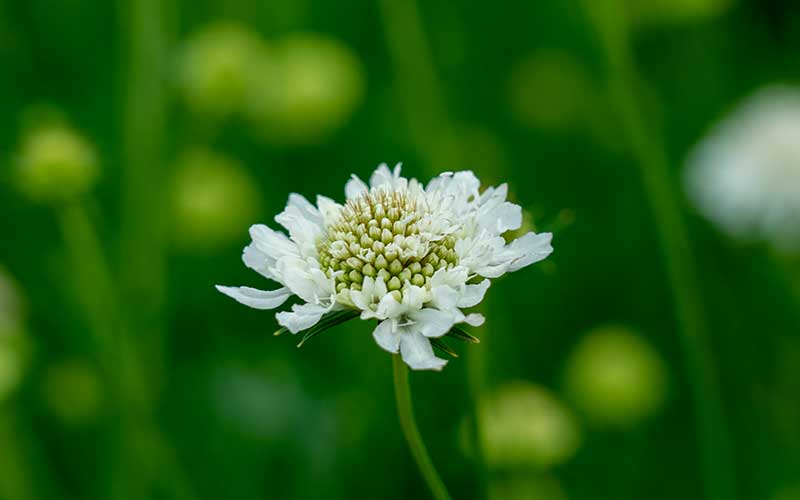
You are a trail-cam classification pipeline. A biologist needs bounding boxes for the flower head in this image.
[217,164,553,370]
[685,86,800,251]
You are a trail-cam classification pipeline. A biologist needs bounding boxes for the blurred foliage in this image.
[1,0,800,499]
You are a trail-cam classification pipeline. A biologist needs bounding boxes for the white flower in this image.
[685,86,800,251]
[217,163,553,370]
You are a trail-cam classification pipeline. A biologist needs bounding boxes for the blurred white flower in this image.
[685,86,800,251]
[217,163,553,370]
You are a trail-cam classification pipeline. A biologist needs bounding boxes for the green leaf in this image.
[430,338,459,358]
[446,326,481,344]
[296,309,360,348]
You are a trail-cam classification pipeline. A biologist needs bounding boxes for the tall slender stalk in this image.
[0,411,35,500]
[582,3,734,500]
[392,355,452,500]
[376,1,488,494]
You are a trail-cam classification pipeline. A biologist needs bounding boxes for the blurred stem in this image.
[0,411,36,500]
[583,3,734,500]
[377,0,461,169]
[392,355,452,500]
[119,0,169,386]
[58,203,196,500]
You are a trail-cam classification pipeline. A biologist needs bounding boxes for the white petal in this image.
[249,224,299,262]
[458,280,490,308]
[215,285,291,310]
[412,308,454,338]
[372,319,401,353]
[400,331,447,371]
[480,201,522,234]
[463,313,485,326]
[316,195,341,225]
[276,302,328,334]
[507,232,554,272]
[277,257,323,304]
[345,175,369,200]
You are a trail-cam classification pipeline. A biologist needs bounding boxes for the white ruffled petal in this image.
[372,319,401,353]
[458,279,491,308]
[215,285,292,310]
[316,195,341,225]
[463,313,485,326]
[276,302,329,333]
[400,331,447,371]
[507,232,554,272]
[345,174,369,200]
[277,256,332,304]
[412,308,454,338]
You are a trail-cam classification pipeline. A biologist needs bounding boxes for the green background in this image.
[1,0,799,499]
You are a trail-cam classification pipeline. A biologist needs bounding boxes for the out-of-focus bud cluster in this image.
[170,148,261,252]
[478,381,582,469]
[564,325,667,427]
[489,473,568,500]
[13,122,98,204]
[0,268,28,403]
[176,22,269,119]
[41,358,103,425]
[248,34,365,144]
[176,23,365,145]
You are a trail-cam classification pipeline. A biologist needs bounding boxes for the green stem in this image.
[376,0,461,170]
[583,4,734,500]
[0,410,36,500]
[378,1,487,493]
[392,355,452,500]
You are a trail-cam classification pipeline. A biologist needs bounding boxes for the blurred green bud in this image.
[249,33,365,145]
[176,22,269,118]
[626,0,734,25]
[42,358,103,425]
[170,148,261,251]
[479,381,582,469]
[14,124,98,203]
[0,268,27,402]
[489,473,568,500]
[565,325,668,427]
[507,50,594,132]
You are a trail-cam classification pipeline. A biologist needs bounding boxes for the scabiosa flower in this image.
[685,86,800,251]
[216,164,553,370]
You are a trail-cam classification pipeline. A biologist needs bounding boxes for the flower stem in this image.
[392,355,452,500]
[583,3,735,500]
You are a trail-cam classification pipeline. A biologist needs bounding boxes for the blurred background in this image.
[1,0,799,499]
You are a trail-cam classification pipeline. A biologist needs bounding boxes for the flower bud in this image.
[248,33,365,145]
[478,381,581,469]
[14,124,98,203]
[176,22,269,118]
[489,473,567,500]
[565,325,668,427]
[170,149,261,252]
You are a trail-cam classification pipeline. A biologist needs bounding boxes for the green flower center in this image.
[317,190,458,294]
